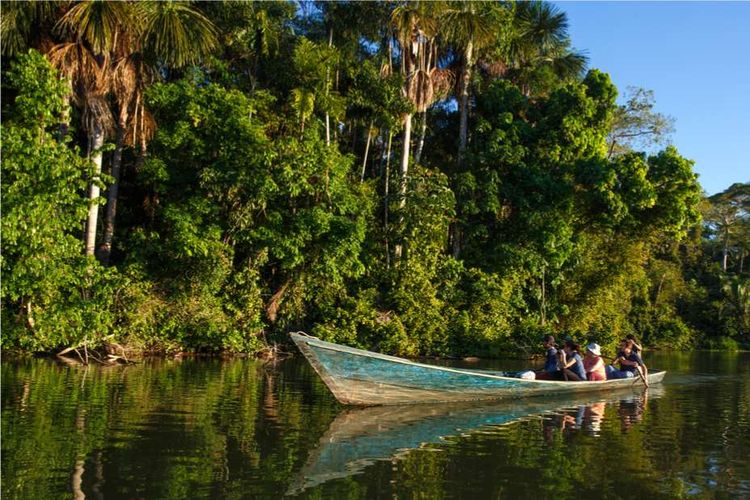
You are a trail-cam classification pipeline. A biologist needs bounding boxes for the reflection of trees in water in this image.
[2,358,342,498]
[262,367,279,423]
[4,357,748,498]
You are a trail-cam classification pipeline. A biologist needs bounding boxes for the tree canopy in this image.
[1,1,745,357]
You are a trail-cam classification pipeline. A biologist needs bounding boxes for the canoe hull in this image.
[291,332,665,406]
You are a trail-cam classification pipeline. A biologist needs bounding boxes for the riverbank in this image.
[3,333,745,368]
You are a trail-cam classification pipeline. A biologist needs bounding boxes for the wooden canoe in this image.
[290,332,666,406]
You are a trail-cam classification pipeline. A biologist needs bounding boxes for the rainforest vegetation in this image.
[2,1,748,357]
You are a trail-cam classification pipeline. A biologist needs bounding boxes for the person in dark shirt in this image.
[535,335,559,380]
[609,341,647,384]
[560,340,586,381]
[625,334,643,355]
[625,334,649,379]
[616,338,648,379]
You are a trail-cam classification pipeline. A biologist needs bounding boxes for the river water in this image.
[2,351,748,498]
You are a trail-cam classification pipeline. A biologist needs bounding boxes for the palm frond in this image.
[431,68,455,101]
[55,0,132,55]
[516,0,568,53]
[1,1,60,56]
[143,0,218,68]
[47,41,108,95]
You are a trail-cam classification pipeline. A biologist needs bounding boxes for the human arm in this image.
[562,356,577,369]
[619,357,639,367]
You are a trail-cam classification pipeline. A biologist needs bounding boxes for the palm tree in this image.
[140,1,218,68]
[443,1,504,164]
[50,0,217,262]
[707,183,750,271]
[391,3,450,204]
[503,1,587,95]
[391,2,434,259]
[99,1,217,263]
[290,37,343,138]
[49,0,130,257]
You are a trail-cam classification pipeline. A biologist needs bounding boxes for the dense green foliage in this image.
[1,51,122,351]
[2,1,747,356]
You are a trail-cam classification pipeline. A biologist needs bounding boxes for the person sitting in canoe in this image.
[608,340,644,380]
[625,334,649,379]
[626,334,643,355]
[535,335,559,380]
[614,337,649,380]
[605,340,631,379]
[560,340,586,381]
[583,343,606,381]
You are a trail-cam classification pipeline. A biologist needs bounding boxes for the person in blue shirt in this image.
[560,340,586,381]
[535,335,559,380]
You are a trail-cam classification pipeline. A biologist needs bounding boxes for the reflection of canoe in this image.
[287,387,663,495]
[290,332,666,405]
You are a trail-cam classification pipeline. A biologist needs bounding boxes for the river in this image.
[2,351,748,498]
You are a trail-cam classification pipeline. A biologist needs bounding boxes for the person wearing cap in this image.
[583,343,606,381]
[535,334,559,380]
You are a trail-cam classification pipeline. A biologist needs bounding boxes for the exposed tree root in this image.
[255,342,293,362]
[56,342,137,366]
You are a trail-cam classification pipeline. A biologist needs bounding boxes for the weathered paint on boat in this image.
[290,332,666,406]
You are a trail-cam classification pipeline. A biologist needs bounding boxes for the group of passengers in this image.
[535,334,648,385]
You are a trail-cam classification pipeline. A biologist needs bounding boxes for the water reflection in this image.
[290,387,662,495]
[2,354,749,499]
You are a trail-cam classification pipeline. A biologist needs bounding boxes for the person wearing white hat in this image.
[583,342,606,381]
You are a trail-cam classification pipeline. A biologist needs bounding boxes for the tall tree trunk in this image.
[540,267,546,326]
[451,224,461,258]
[399,114,412,209]
[395,114,412,260]
[85,122,105,256]
[723,230,730,271]
[325,27,333,146]
[361,121,374,182]
[101,110,128,264]
[458,38,474,164]
[325,113,331,146]
[607,138,618,160]
[384,130,393,268]
[414,112,427,165]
